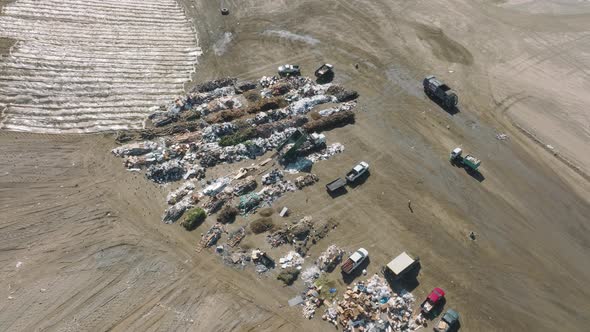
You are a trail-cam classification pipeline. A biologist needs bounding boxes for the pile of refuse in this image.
[267,215,313,247]
[111,74,359,224]
[279,251,304,269]
[199,223,226,249]
[295,173,319,189]
[322,275,419,332]
[316,245,344,272]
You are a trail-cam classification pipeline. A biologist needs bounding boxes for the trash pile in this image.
[267,215,313,247]
[111,74,359,224]
[302,285,324,319]
[306,143,345,162]
[261,169,284,185]
[496,133,509,140]
[322,275,419,332]
[316,245,344,272]
[227,227,246,247]
[258,177,296,206]
[199,223,226,249]
[295,173,319,189]
[301,265,322,286]
[279,251,304,269]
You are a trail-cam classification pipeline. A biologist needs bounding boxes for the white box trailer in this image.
[382,251,419,279]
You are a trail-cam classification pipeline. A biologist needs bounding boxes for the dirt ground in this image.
[1,0,590,331]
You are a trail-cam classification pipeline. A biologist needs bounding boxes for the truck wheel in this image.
[221,8,229,15]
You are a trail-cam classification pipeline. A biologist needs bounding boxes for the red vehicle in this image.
[420,288,445,314]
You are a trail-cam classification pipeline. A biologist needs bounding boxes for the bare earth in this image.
[1,0,590,331]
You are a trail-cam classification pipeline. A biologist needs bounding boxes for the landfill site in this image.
[1,0,590,331]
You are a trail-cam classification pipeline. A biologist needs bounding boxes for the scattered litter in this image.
[262,169,284,185]
[146,160,185,183]
[16,261,23,269]
[166,181,195,204]
[316,245,344,272]
[279,251,304,269]
[306,143,344,162]
[301,265,321,286]
[199,223,225,249]
[227,227,246,247]
[496,133,509,140]
[295,173,319,189]
[322,274,418,331]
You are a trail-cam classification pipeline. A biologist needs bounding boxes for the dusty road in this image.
[1,0,590,331]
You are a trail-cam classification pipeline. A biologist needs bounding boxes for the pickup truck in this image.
[278,64,301,77]
[341,248,369,274]
[346,161,369,182]
[421,288,445,315]
[434,309,460,332]
[314,63,333,78]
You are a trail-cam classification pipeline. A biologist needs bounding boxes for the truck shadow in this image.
[450,160,485,182]
[423,297,446,320]
[316,71,334,84]
[449,320,462,332]
[347,170,370,189]
[465,167,485,182]
[341,256,371,284]
[426,94,460,115]
[384,263,421,293]
[328,187,348,198]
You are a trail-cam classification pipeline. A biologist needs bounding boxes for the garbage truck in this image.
[341,248,369,274]
[423,75,458,109]
[450,147,481,171]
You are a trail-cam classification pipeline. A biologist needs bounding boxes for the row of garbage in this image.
[112,74,358,224]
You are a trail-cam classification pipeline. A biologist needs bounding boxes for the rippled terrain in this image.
[0,0,200,133]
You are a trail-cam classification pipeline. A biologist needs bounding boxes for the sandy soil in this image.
[1,0,590,331]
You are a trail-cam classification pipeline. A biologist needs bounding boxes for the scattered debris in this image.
[227,227,246,247]
[323,275,418,331]
[279,251,304,269]
[301,265,322,286]
[262,169,284,185]
[295,173,319,189]
[316,245,344,272]
[496,133,509,140]
[199,223,225,249]
[146,160,185,183]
